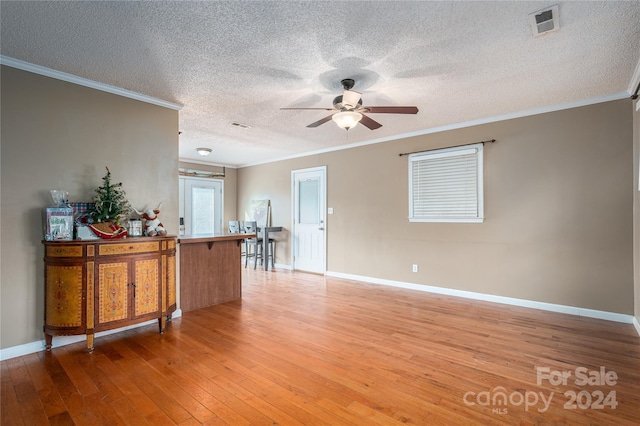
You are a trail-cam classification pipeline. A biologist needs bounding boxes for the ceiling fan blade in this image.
[281,107,335,111]
[342,89,362,109]
[362,106,419,114]
[359,113,383,130]
[307,114,335,128]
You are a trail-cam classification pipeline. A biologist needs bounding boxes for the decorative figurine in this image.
[133,203,167,237]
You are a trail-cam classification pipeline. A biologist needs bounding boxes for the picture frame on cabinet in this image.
[42,207,74,241]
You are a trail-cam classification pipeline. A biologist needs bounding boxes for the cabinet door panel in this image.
[167,254,176,309]
[45,265,83,327]
[133,258,159,316]
[98,262,129,324]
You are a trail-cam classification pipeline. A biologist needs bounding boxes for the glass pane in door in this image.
[299,179,319,224]
[191,186,215,234]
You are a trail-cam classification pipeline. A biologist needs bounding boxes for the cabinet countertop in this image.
[42,235,177,245]
[178,233,254,244]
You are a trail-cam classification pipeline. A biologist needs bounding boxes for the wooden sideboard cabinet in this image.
[43,236,177,352]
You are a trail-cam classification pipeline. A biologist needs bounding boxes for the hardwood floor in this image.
[2,269,639,425]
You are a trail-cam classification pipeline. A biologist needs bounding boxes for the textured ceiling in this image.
[2,1,639,167]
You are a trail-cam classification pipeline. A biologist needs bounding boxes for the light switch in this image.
[328,207,334,214]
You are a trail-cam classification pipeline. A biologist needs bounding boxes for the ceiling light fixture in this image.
[196,147,212,156]
[332,111,362,130]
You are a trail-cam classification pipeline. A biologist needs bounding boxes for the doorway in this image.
[291,166,326,273]
[179,177,223,235]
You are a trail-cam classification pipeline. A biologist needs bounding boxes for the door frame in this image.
[179,176,224,235]
[291,166,327,273]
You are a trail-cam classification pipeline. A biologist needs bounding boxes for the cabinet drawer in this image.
[99,242,159,256]
[46,245,83,257]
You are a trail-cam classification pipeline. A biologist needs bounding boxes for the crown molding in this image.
[628,54,640,96]
[0,55,183,111]
[239,91,630,168]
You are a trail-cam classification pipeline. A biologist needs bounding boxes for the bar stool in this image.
[228,220,240,233]
[256,227,275,269]
[264,230,276,269]
[228,220,245,258]
[243,221,262,269]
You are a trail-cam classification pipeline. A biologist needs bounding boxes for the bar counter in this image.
[178,233,253,312]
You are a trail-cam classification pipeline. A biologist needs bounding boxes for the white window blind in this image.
[409,144,484,223]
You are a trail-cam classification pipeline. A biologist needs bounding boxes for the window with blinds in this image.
[408,143,484,223]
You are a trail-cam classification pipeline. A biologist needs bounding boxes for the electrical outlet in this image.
[412,264,418,273]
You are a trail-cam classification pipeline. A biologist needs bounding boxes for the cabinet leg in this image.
[45,334,53,351]
[86,334,95,353]
[159,316,166,334]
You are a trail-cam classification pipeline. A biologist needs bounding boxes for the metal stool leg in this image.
[270,240,275,268]
[254,242,260,270]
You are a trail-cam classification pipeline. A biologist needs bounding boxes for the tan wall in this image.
[2,64,633,351]
[179,161,237,225]
[634,99,640,327]
[238,99,634,314]
[1,66,179,349]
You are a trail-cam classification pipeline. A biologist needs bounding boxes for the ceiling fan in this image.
[281,79,419,130]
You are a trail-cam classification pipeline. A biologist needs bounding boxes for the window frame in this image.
[408,143,484,223]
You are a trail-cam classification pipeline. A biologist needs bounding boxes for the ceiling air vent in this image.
[529,5,559,37]
[229,121,251,129]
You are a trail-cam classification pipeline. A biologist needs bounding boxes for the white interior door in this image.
[292,167,326,273]
[179,177,223,235]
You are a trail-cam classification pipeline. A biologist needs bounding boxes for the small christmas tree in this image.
[90,167,130,224]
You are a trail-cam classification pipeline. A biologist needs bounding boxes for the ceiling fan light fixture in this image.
[332,111,362,130]
[196,147,212,156]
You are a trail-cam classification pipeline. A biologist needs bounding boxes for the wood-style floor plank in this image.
[1,380,24,426]
[2,269,639,425]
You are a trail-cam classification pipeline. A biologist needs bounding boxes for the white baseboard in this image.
[325,271,635,325]
[0,309,182,361]
[241,263,292,271]
[273,263,293,270]
[5,276,637,361]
